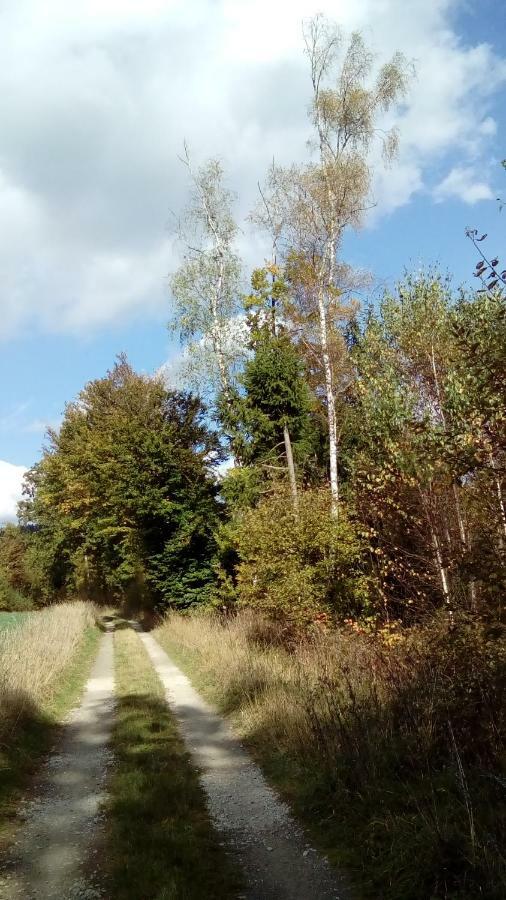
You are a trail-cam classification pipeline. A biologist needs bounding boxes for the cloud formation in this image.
[0,461,27,524]
[434,166,494,204]
[0,0,504,340]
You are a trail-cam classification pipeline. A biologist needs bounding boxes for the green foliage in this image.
[218,266,326,506]
[221,333,318,468]
[231,487,368,625]
[23,357,222,612]
[344,273,506,620]
[0,574,33,611]
[0,526,35,610]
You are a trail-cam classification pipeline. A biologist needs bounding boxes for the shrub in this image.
[230,487,368,626]
[0,573,33,612]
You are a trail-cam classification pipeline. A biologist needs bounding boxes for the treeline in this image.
[1,15,504,631]
[2,271,504,627]
[0,16,504,895]
[211,269,505,630]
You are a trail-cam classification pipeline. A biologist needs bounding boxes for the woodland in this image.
[1,16,505,899]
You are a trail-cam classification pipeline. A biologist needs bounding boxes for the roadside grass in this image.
[0,603,100,849]
[0,611,31,632]
[103,628,240,900]
[156,612,506,900]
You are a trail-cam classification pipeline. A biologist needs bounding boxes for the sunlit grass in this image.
[157,611,506,900]
[0,603,100,848]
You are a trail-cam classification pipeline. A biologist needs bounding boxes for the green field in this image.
[0,611,31,632]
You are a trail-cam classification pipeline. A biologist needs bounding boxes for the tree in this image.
[22,358,223,611]
[231,486,367,627]
[0,524,34,610]
[452,290,506,581]
[345,273,506,620]
[169,147,244,398]
[218,267,324,510]
[256,16,410,515]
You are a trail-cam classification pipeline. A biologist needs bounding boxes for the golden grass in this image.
[157,611,358,751]
[156,611,506,900]
[0,601,96,733]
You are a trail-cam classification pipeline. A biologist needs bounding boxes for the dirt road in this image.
[1,626,348,899]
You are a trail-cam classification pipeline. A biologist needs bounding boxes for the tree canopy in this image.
[19,358,222,612]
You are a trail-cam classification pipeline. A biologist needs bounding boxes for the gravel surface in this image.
[0,633,115,900]
[141,632,350,900]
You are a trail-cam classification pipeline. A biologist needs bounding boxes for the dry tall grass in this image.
[157,611,506,900]
[0,601,95,736]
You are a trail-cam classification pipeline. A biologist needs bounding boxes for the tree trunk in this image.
[490,454,506,550]
[430,521,452,615]
[210,319,229,397]
[283,424,299,513]
[317,287,339,517]
[452,481,476,608]
[420,487,453,618]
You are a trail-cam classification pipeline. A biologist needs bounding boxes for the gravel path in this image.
[0,633,115,900]
[140,632,350,900]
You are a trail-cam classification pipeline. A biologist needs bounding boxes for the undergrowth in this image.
[157,611,506,900]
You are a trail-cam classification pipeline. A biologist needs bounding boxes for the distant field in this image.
[0,611,31,632]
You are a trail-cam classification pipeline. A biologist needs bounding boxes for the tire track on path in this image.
[140,631,350,900]
[0,631,115,900]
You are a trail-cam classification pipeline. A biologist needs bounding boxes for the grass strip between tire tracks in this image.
[103,628,240,900]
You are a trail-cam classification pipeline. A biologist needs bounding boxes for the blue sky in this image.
[1,0,505,520]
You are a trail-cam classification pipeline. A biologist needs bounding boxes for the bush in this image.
[229,487,368,626]
[0,573,33,611]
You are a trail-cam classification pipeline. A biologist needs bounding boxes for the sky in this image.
[1,0,506,522]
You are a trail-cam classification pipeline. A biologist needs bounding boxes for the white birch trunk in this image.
[430,344,476,606]
[430,522,452,613]
[490,455,506,549]
[420,487,453,617]
[317,286,339,517]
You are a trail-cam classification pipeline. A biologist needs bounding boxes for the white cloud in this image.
[0,461,27,524]
[0,0,504,339]
[433,166,494,204]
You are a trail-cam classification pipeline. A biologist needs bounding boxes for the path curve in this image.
[0,632,115,900]
[141,631,349,900]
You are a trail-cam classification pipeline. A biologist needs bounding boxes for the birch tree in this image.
[169,147,243,398]
[257,16,409,515]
